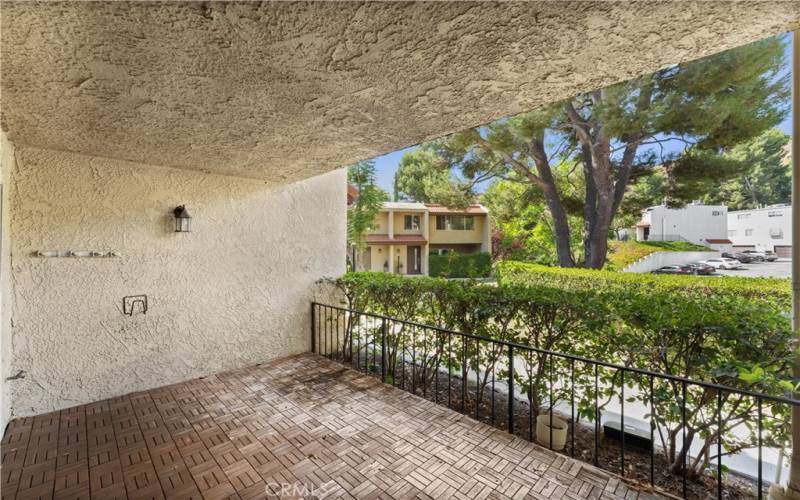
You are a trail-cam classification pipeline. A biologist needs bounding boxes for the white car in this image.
[701,257,743,270]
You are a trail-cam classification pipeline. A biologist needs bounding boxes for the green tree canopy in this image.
[702,128,791,210]
[393,149,475,207]
[347,160,387,257]
[395,36,788,268]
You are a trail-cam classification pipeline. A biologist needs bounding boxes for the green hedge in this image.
[324,270,792,398]
[428,251,491,278]
[496,261,791,309]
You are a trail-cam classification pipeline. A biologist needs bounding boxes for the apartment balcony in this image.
[1,353,657,500]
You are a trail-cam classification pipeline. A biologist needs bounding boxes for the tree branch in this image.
[475,137,546,188]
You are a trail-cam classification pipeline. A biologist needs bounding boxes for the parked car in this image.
[740,250,778,262]
[652,265,693,275]
[701,257,743,270]
[738,250,764,262]
[686,262,715,275]
[722,252,754,263]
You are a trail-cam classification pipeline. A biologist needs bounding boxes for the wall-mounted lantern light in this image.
[173,205,192,232]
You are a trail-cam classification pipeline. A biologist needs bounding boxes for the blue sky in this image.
[370,33,793,197]
[373,146,417,195]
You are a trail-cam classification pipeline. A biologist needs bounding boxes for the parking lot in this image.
[713,258,791,278]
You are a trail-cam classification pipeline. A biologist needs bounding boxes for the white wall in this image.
[623,251,721,274]
[728,206,792,251]
[640,204,727,245]
[5,147,345,418]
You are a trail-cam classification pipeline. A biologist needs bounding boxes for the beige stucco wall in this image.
[4,147,345,418]
[367,245,389,272]
[392,212,425,236]
[428,214,487,246]
[365,244,413,274]
[369,212,390,235]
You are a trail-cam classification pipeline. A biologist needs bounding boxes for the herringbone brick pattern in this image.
[1,354,664,499]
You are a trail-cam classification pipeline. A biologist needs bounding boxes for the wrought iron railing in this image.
[311,302,799,499]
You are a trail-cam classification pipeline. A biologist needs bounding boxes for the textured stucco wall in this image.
[428,216,487,245]
[5,147,345,417]
[1,2,798,183]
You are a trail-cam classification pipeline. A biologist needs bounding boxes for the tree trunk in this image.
[584,229,609,269]
[581,145,600,267]
[670,428,695,474]
[542,183,576,267]
[530,137,576,267]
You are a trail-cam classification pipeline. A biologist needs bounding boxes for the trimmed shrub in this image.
[496,261,791,309]
[429,251,491,278]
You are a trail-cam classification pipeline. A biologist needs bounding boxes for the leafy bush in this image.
[494,261,793,474]
[321,268,794,479]
[429,251,491,278]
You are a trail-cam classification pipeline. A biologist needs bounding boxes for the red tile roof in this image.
[347,184,358,205]
[365,234,427,245]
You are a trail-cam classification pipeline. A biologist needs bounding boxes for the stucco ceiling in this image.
[1,1,798,184]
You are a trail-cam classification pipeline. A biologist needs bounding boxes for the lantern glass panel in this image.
[174,206,192,232]
[177,217,191,232]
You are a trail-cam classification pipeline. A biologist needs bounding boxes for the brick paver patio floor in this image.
[1,354,664,499]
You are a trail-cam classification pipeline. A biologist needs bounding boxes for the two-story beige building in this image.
[359,202,490,275]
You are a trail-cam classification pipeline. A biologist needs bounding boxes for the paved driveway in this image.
[713,258,791,278]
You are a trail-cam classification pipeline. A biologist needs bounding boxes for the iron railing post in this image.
[682,381,687,499]
[311,302,316,353]
[620,370,625,477]
[381,318,387,383]
[717,389,723,499]
[758,397,763,499]
[508,345,514,434]
[461,338,466,413]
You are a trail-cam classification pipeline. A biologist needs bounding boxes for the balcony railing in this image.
[311,302,800,500]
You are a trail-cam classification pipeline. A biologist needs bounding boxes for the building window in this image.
[404,215,420,230]
[712,210,722,216]
[728,230,736,237]
[436,215,475,230]
[737,213,751,220]
[768,211,783,217]
[745,229,753,236]
[770,228,784,239]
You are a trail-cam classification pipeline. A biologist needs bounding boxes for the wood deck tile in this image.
[2,354,663,499]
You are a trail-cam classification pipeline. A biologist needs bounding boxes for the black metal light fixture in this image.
[173,205,192,232]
